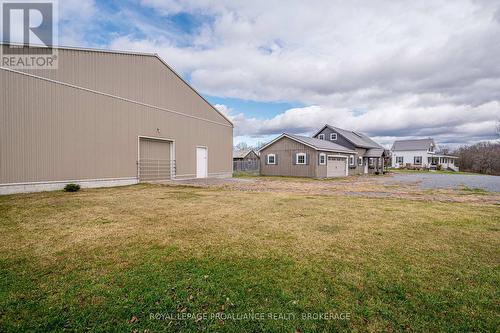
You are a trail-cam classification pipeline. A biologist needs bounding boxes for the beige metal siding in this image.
[5,46,231,126]
[0,60,232,184]
[260,137,318,178]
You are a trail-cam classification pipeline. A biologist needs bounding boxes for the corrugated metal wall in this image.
[0,48,233,184]
[138,138,173,181]
[7,46,230,125]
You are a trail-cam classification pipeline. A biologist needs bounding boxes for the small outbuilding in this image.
[259,133,356,178]
[233,150,260,173]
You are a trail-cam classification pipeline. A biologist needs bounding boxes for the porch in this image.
[427,155,459,171]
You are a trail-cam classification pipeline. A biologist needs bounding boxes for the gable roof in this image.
[259,133,356,154]
[0,43,233,127]
[365,148,385,157]
[233,150,257,159]
[313,124,383,149]
[391,139,436,151]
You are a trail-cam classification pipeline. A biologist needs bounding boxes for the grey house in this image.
[233,150,260,172]
[312,125,386,175]
[259,134,355,178]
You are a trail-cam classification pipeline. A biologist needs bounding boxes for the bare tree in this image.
[438,145,451,155]
[234,142,250,151]
[456,142,500,175]
[254,141,267,150]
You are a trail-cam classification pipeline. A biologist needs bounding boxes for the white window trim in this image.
[349,155,355,166]
[319,153,326,165]
[318,134,325,140]
[396,156,403,164]
[267,154,276,165]
[296,153,307,165]
[358,156,363,165]
[330,133,337,141]
[414,156,422,164]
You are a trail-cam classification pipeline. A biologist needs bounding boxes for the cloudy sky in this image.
[18,1,500,147]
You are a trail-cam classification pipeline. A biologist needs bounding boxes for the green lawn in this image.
[0,184,499,332]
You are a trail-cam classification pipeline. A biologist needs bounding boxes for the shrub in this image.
[375,171,380,175]
[64,183,80,192]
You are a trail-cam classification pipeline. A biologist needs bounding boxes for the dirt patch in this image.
[156,175,500,204]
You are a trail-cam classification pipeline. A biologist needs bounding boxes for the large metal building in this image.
[0,45,233,194]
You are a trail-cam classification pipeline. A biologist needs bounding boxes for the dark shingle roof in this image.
[315,125,383,149]
[391,139,435,151]
[233,150,252,159]
[365,148,385,157]
[286,134,356,153]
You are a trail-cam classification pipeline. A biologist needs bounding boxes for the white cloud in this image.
[6,0,492,147]
[58,0,98,46]
[106,0,500,147]
[216,100,499,148]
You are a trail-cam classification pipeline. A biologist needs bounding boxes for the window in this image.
[330,133,337,141]
[358,157,363,165]
[296,153,306,165]
[319,153,326,165]
[414,156,422,164]
[267,154,276,165]
[369,158,374,166]
[396,156,404,164]
[318,134,325,140]
[349,155,355,166]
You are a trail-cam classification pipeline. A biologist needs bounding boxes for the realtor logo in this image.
[1,0,58,69]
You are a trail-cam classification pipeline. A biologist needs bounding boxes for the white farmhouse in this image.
[391,139,459,171]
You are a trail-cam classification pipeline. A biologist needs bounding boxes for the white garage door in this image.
[327,156,346,177]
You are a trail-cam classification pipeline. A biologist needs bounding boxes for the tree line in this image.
[455,142,500,175]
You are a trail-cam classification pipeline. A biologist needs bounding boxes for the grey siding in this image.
[315,151,328,178]
[260,137,318,178]
[242,151,259,162]
[315,128,383,175]
[314,127,356,150]
[0,48,233,185]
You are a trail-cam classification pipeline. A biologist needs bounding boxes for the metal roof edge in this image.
[259,133,356,154]
[0,42,233,127]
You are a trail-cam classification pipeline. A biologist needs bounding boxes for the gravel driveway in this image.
[388,173,500,192]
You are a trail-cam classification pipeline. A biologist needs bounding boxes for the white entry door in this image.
[364,158,368,174]
[196,147,208,178]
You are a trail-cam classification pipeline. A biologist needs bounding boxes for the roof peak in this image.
[313,124,383,149]
[394,138,434,142]
[0,42,157,57]
[0,43,233,127]
[259,133,356,153]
